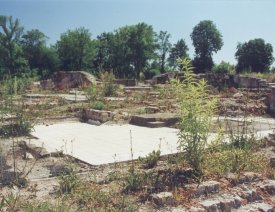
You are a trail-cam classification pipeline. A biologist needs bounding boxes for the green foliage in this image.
[86,83,98,102]
[92,101,104,110]
[123,167,144,192]
[212,61,235,74]
[168,39,189,70]
[190,20,223,72]
[23,200,71,212]
[0,193,20,211]
[58,169,80,195]
[94,23,157,79]
[99,71,118,97]
[204,142,269,177]
[21,30,59,79]
[138,150,161,169]
[0,78,33,137]
[157,30,171,73]
[1,76,32,95]
[172,58,217,174]
[235,38,274,73]
[56,27,95,71]
[0,15,28,77]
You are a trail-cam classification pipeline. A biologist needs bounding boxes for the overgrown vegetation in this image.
[172,58,217,175]
[138,150,160,169]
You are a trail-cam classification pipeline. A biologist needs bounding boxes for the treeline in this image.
[0,15,274,80]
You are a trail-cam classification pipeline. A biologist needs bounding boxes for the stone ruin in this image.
[52,71,96,90]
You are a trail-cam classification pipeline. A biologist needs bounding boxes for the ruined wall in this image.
[52,71,96,90]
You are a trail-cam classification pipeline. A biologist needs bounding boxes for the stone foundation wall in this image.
[52,71,96,90]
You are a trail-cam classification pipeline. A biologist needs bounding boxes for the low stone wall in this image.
[76,109,114,124]
[115,79,136,86]
[40,79,54,90]
[52,71,96,90]
[233,75,261,88]
[268,89,275,115]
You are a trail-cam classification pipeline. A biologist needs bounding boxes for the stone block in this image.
[149,192,174,206]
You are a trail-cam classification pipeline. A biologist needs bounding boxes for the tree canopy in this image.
[190,20,223,72]
[157,31,171,73]
[56,27,95,71]
[235,38,274,73]
[0,15,27,77]
[168,39,189,70]
[1,15,275,80]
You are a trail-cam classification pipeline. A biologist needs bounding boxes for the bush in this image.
[138,150,160,169]
[99,72,118,97]
[212,61,235,74]
[203,147,268,177]
[58,169,80,195]
[92,101,104,110]
[172,58,217,175]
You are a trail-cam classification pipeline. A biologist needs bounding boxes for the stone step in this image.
[260,180,275,195]
[200,194,242,211]
[129,113,179,128]
[146,121,166,128]
[186,180,220,197]
[233,202,275,212]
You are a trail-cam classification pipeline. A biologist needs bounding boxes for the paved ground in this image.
[31,122,179,165]
[30,117,275,166]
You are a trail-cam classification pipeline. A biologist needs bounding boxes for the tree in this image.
[235,38,274,73]
[0,15,28,77]
[168,39,189,70]
[93,32,114,74]
[127,23,157,79]
[190,20,223,72]
[56,27,95,71]
[157,31,171,73]
[94,23,157,79]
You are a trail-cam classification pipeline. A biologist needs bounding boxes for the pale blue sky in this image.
[1,0,275,65]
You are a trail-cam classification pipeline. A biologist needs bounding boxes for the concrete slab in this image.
[30,122,179,165]
[30,116,275,166]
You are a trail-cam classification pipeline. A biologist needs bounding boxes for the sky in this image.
[1,0,275,65]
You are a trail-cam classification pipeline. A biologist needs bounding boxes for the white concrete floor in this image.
[31,122,179,165]
[30,117,275,165]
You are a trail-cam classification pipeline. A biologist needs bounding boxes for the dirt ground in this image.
[1,84,275,211]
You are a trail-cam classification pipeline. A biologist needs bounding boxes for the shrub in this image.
[92,101,104,110]
[99,72,118,97]
[203,147,269,177]
[172,58,217,175]
[138,150,160,169]
[58,169,80,195]
[212,61,235,74]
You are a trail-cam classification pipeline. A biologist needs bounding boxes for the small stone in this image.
[87,119,101,126]
[150,192,174,206]
[260,180,275,195]
[233,92,243,98]
[25,152,34,160]
[270,155,275,168]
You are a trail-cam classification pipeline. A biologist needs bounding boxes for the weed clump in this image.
[172,58,217,175]
[138,150,160,169]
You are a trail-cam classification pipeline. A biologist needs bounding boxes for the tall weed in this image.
[172,58,217,175]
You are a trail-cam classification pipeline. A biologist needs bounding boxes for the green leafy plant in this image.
[86,83,98,102]
[138,150,160,169]
[99,71,118,97]
[92,101,104,110]
[172,58,217,175]
[203,144,269,177]
[58,169,80,195]
[212,61,235,74]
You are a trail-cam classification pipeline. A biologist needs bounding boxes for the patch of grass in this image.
[203,147,269,177]
[58,169,80,195]
[138,150,160,169]
[91,101,104,110]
